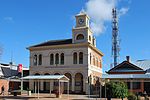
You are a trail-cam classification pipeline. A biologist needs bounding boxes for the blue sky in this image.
[0,0,150,72]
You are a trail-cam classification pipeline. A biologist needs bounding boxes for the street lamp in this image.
[101,80,105,100]
[100,79,110,100]
[88,75,91,99]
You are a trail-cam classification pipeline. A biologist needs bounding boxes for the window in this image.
[99,59,102,68]
[90,53,92,64]
[38,54,42,65]
[60,53,64,65]
[50,54,54,65]
[73,52,77,64]
[79,52,83,64]
[55,53,59,65]
[33,55,37,66]
[93,56,95,66]
[133,82,141,89]
[89,36,91,41]
[76,34,84,40]
[96,58,98,67]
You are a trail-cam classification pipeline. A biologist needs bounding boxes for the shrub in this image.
[106,81,128,100]
[127,93,137,100]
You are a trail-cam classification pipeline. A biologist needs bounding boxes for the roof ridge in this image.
[136,59,150,62]
[28,38,72,48]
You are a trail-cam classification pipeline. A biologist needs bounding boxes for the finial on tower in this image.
[80,8,86,14]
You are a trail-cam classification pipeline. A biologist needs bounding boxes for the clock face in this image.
[78,18,84,25]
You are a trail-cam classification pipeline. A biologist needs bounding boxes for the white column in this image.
[49,81,51,95]
[85,77,89,95]
[61,82,64,92]
[67,82,69,100]
[29,80,34,90]
[38,80,39,99]
[72,76,75,92]
[50,80,54,91]
[40,80,43,91]
[34,80,36,97]
[59,80,60,98]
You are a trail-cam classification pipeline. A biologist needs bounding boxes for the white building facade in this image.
[28,13,103,94]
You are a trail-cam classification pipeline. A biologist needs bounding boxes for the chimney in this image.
[126,56,130,62]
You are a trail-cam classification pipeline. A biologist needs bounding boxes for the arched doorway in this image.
[34,73,40,92]
[43,73,50,92]
[64,73,72,93]
[75,73,83,93]
[53,73,60,91]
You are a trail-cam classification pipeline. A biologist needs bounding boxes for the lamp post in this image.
[99,82,102,100]
[100,79,110,100]
[88,76,91,99]
[101,80,105,100]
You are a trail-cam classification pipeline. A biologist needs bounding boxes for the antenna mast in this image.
[111,8,120,67]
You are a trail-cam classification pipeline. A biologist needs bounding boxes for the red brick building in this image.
[106,56,150,95]
[0,63,29,94]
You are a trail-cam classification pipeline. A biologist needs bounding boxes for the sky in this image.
[0,0,150,72]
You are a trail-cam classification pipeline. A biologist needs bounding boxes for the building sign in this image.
[18,64,23,73]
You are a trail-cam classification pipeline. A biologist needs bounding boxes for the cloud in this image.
[118,7,129,17]
[3,17,14,23]
[83,0,129,36]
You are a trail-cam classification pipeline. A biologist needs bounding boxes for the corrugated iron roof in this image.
[0,63,29,78]
[28,39,72,48]
[1,67,18,78]
[22,75,69,82]
[102,74,150,79]
[134,60,150,72]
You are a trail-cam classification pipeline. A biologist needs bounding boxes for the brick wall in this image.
[0,79,9,94]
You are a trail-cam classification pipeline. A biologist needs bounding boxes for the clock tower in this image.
[72,12,95,46]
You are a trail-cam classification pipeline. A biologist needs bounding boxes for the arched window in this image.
[55,53,59,65]
[90,53,92,64]
[96,58,98,67]
[33,55,37,66]
[73,52,77,64]
[89,35,91,41]
[60,53,64,65]
[35,73,40,75]
[93,56,95,66]
[38,54,42,65]
[76,34,84,40]
[100,60,102,68]
[50,54,54,65]
[79,52,83,64]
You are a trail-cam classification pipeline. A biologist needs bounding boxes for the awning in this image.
[102,74,150,79]
[22,75,69,82]
[22,75,70,99]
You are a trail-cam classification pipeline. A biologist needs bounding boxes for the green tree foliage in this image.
[106,81,128,100]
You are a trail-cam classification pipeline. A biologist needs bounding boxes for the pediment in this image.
[108,61,144,73]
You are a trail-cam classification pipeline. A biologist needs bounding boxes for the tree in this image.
[106,81,128,100]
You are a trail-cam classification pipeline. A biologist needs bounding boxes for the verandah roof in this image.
[22,75,69,82]
[102,74,150,79]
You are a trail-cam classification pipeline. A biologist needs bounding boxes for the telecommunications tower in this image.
[111,8,120,67]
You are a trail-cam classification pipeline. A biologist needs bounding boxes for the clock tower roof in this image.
[75,12,90,19]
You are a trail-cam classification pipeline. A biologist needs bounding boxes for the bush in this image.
[107,81,128,99]
[145,96,149,100]
[127,93,137,100]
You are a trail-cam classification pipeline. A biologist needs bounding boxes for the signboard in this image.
[18,64,23,73]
